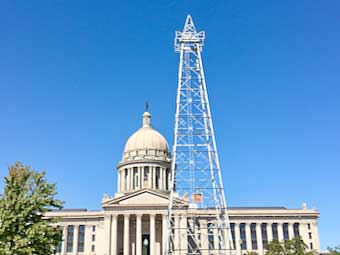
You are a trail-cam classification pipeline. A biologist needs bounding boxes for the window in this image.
[230,223,236,248]
[91,245,95,252]
[251,223,258,250]
[272,223,278,240]
[310,243,313,250]
[283,223,289,240]
[208,223,214,250]
[78,225,85,252]
[133,167,138,189]
[124,169,128,190]
[309,232,312,239]
[261,223,268,249]
[56,226,62,253]
[92,234,96,242]
[308,223,311,230]
[293,223,300,238]
[66,225,74,252]
[166,168,170,190]
[92,225,96,232]
[144,166,149,186]
[240,223,247,250]
[155,167,160,189]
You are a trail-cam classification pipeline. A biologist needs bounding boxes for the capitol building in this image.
[46,110,320,255]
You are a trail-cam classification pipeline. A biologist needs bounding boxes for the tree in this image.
[266,239,285,255]
[328,246,340,255]
[265,237,315,255]
[0,162,63,255]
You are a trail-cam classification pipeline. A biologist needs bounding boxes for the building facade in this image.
[46,111,320,255]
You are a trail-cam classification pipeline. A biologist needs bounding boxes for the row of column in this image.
[233,222,300,254]
[118,166,170,192]
[59,224,93,255]
[104,213,168,255]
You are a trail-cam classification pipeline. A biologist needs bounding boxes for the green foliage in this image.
[328,246,340,255]
[265,237,315,255]
[0,162,64,255]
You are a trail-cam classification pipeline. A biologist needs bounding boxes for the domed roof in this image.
[122,111,170,162]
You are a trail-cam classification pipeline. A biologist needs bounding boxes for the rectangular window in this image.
[208,223,214,250]
[144,166,149,186]
[124,169,128,190]
[78,225,85,252]
[308,223,311,230]
[92,225,96,232]
[251,223,258,250]
[250,223,257,250]
[261,223,268,249]
[166,168,170,190]
[309,232,312,239]
[272,223,278,240]
[92,234,96,242]
[240,223,247,250]
[310,243,313,249]
[293,223,300,238]
[56,226,62,253]
[133,167,138,189]
[283,223,289,240]
[66,225,74,253]
[230,223,236,249]
[155,167,160,189]
[91,245,95,252]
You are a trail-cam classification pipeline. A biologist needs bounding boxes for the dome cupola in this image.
[116,110,171,195]
[121,111,170,163]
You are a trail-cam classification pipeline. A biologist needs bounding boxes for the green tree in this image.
[283,237,315,255]
[0,162,63,255]
[266,239,285,255]
[328,246,340,255]
[265,237,315,255]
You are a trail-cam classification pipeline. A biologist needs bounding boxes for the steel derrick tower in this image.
[167,16,234,255]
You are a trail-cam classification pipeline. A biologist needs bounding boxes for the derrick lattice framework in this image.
[167,16,235,255]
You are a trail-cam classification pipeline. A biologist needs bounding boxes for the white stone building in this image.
[46,111,320,255]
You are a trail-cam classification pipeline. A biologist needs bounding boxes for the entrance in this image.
[142,234,150,255]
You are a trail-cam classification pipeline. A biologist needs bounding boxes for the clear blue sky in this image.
[0,0,339,249]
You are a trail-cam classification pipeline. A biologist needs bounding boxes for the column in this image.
[163,168,166,190]
[174,215,180,254]
[152,167,156,189]
[234,222,241,255]
[73,225,79,255]
[213,221,219,250]
[130,168,134,190]
[256,223,263,255]
[300,222,309,246]
[277,223,284,242]
[162,214,168,255]
[104,215,112,255]
[148,167,152,188]
[179,215,187,254]
[124,214,130,255]
[111,215,118,255]
[267,223,273,242]
[245,223,251,251]
[312,222,320,250]
[62,225,67,254]
[159,168,164,190]
[117,171,121,192]
[136,214,142,255]
[150,214,156,255]
[141,167,144,188]
[288,223,294,240]
[201,219,209,255]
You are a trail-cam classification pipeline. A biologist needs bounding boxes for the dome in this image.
[121,111,170,162]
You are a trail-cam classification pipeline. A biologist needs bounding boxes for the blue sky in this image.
[0,0,339,249]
